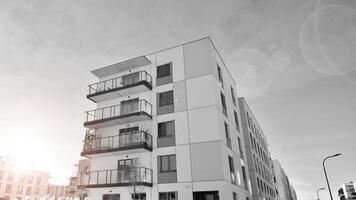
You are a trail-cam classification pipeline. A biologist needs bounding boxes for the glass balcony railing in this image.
[79,167,152,188]
[84,99,152,128]
[82,131,152,155]
[88,71,152,98]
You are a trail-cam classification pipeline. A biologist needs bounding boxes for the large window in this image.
[234,111,240,131]
[157,63,172,79]
[103,194,120,200]
[159,91,174,106]
[220,92,227,116]
[159,192,177,200]
[26,187,32,195]
[225,122,231,149]
[231,86,236,106]
[159,155,176,173]
[238,137,244,160]
[5,184,12,193]
[132,193,146,200]
[233,192,238,200]
[158,121,175,137]
[228,156,236,184]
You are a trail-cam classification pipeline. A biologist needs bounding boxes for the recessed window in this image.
[225,122,231,149]
[157,63,171,79]
[5,184,12,193]
[231,86,236,106]
[217,64,223,83]
[233,192,238,200]
[26,187,31,195]
[234,111,240,131]
[220,92,227,116]
[159,192,177,200]
[103,194,120,200]
[159,91,174,106]
[228,156,236,184]
[160,155,176,173]
[132,193,146,200]
[158,121,175,138]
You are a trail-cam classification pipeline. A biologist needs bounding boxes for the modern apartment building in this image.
[338,182,356,200]
[272,160,297,200]
[238,98,278,200]
[79,37,252,200]
[47,184,67,199]
[0,156,49,200]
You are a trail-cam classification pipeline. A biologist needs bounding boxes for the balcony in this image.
[79,167,152,188]
[84,99,152,129]
[87,71,152,103]
[81,131,152,158]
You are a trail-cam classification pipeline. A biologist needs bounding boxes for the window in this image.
[5,184,12,193]
[7,172,14,181]
[228,156,236,184]
[220,92,227,116]
[224,122,231,148]
[231,86,236,106]
[103,194,120,200]
[0,170,3,180]
[19,174,25,183]
[234,111,240,131]
[36,177,41,185]
[238,137,244,160]
[132,193,146,200]
[159,192,177,200]
[160,155,176,173]
[26,187,32,195]
[242,166,248,190]
[217,64,223,83]
[157,63,171,78]
[159,91,174,106]
[233,192,238,200]
[17,185,24,195]
[27,176,33,184]
[158,121,175,137]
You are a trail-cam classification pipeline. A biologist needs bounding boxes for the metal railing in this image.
[79,167,152,186]
[88,71,152,95]
[83,131,152,153]
[85,99,152,123]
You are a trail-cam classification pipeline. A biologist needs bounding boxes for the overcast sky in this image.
[0,0,355,200]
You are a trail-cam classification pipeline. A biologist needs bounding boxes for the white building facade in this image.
[79,37,252,200]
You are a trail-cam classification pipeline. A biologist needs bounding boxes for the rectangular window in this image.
[159,91,174,106]
[120,98,139,115]
[17,185,24,195]
[231,86,236,106]
[234,111,240,131]
[27,176,33,184]
[5,184,12,193]
[0,170,3,180]
[7,172,14,181]
[242,166,248,190]
[160,155,176,173]
[158,121,175,137]
[157,63,171,78]
[228,156,236,184]
[225,122,231,149]
[19,174,25,183]
[220,92,227,116]
[217,64,223,83]
[132,193,146,200]
[26,187,32,195]
[238,137,244,160]
[159,192,177,200]
[36,177,41,185]
[233,192,238,200]
[103,194,120,200]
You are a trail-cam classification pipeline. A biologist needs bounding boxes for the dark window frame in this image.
[158,120,175,138]
[159,154,177,173]
[158,91,174,107]
[157,63,172,79]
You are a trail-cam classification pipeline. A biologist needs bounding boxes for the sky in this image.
[0,0,355,199]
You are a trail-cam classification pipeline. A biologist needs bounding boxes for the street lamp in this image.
[323,153,342,200]
[317,187,325,200]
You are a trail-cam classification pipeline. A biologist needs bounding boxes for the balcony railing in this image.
[79,167,152,188]
[84,99,152,128]
[87,71,152,102]
[82,131,152,156]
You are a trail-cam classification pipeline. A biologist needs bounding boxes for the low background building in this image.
[338,182,356,200]
[0,156,49,200]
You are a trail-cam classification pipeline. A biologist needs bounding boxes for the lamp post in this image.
[323,153,341,200]
[317,187,325,200]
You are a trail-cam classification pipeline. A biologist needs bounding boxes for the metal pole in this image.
[322,154,341,200]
